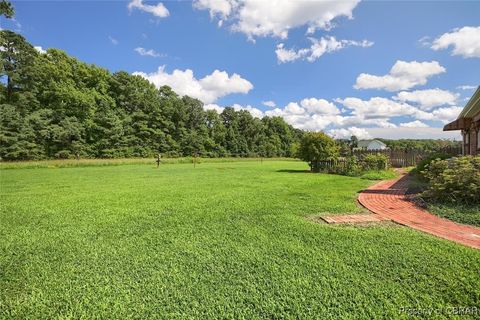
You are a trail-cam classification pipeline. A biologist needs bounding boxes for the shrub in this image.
[422,156,480,204]
[361,154,390,171]
[416,153,449,175]
[344,155,362,176]
[297,132,339,172]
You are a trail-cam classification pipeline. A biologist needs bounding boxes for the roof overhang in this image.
[443,117,472,131]
[459,86,480,119]
[443,85,480,131]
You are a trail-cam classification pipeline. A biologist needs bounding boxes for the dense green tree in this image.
[0,0,14,18]
[377,138,460,151]
[0,30,38,105]
[297,132,340,172]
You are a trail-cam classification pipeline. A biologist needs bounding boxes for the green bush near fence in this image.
[361,154,390,171]
[421,156,480,204]
[314,154,392,178]
[416,153,450,176]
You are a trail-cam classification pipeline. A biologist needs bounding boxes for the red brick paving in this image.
[322,214,390,224]
[358,172,480,249]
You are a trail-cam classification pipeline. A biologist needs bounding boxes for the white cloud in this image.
[109,36,119,45]
[300,98,340,115]
[431,106,463,124]
[204,103,225,113]
[457,85,477,90]
[431,26,480,58]
[354,60,446,92]
[328,127,372,140]
[265,105,332,131]
[367,127,460,140]
[134,47,164,57]
[337,96,462,125]
[393,88,458,110]
[34,46,46,54]
[275,43,309,63]
[204,103,264,118]
[133,66,253,104]
[232,104,264,118]
[399,120,429,128]
[262,100,276,108]
[276,37,373,63]
[194,0,360,40]
[337,97,418,118]
[284,102,306,115]
[128,0,169,18]
[263,97,402,132]
[193,0,236,20]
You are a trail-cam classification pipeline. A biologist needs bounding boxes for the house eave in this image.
[443,118,472,131]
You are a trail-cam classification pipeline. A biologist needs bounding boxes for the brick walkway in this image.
[358,173,480,249]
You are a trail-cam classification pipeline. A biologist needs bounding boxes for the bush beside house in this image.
[421,156,480,204]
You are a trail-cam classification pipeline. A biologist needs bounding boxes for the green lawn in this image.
[1,161,479,318]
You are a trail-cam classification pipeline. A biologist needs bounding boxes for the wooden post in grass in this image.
[193,153,197,168]
[156,154,161,168]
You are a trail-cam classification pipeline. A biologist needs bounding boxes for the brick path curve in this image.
[358,173,480,249]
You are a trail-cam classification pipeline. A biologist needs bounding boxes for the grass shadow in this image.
[276,169,311,174]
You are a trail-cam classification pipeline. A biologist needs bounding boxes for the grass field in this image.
[1,160,479,318]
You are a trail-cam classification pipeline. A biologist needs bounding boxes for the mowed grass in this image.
[0,161,479,319]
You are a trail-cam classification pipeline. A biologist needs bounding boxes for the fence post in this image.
[156,153,161,168]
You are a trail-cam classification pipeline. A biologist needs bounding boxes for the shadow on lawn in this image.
[276,169,311,174]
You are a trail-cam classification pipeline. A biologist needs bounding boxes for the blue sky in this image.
[3,0,480,139]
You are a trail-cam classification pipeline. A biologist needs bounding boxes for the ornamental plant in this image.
[422,156,480,204]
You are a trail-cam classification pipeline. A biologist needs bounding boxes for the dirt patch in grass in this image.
[305,214,397,228]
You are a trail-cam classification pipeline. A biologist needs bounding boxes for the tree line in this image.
[0,22,302,159]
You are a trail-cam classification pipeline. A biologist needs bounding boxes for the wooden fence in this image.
[314,146,462,171]
[352,147,461,167]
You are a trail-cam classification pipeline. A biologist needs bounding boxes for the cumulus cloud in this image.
[128,0,169,18]
[336,97,418,118]
[354,60,446,92]
[275,43,309,63]
[367,127,460,140]
[232,104,264,118]
[34,46,46,54]
[133,66,253,104]
[193,0,360,40]
[430,106,463,124]
[276,37,373,63]
[300,98,340,115]
[337,96,461,125]
[134,47,164,57]
[393,88,458,110]
[265,105,332,131]
[193,0,236,20]
[399,120,429,128]
[203,103,263,118]
[204,103,225,113]
[262,100,276,108]
[209,94,460,139]
[431,26,480,58]
[328,127,372,140]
